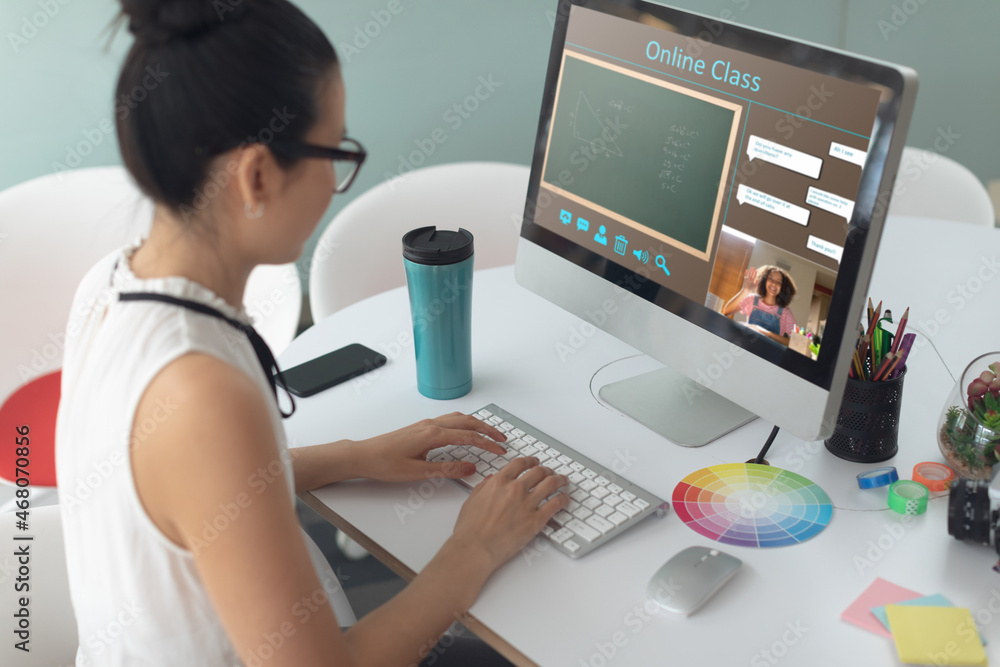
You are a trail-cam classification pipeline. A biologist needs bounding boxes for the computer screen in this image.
[516,0,916,444]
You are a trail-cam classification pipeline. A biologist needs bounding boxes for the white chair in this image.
[0,167,302,511]
[309,161,530,321]
[0,506,77,666]
[888,147,996,226]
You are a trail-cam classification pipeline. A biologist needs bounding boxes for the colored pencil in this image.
[872,352,895,381]
[886,333,915,380]
[889,307,909,355]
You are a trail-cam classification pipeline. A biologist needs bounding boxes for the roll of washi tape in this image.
[912,462,955,492]
[857,466,899,489]
[888,480,929,516]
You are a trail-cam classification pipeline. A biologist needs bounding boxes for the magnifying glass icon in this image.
[655,255,670,276]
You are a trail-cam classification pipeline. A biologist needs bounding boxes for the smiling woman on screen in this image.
[54,2,568,665]
[722,265,797,346]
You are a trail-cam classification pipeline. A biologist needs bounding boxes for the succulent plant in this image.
[942,364,1000,472]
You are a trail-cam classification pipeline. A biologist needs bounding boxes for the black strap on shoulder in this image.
[118,292,296,418]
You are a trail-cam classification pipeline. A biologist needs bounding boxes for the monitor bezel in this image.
[520,0,915,393]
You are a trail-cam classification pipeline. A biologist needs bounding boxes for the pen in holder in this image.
[825,368,906,463]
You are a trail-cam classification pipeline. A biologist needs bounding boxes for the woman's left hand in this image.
[354,412,508,483]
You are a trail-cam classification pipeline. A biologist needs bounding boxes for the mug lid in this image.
[402,226,474,265]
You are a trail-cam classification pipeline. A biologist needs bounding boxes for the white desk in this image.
[281,216,1000,666]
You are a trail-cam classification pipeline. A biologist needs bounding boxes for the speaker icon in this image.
[633,249,650,264]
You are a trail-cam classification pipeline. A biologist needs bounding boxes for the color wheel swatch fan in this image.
[672,463,833,547]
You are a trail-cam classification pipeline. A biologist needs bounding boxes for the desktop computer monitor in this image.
[515,0,917,445]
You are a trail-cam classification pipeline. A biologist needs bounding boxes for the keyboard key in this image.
[502,449,518,460]
[566,519,601,543]
[473,414,485,421]
[477,409,492,418]
[608,483,623,494]
[586,515,614,535]
[570,462,586,472]
[594,504,614,518]
[552,528,574,544]
[634,498,650,510]
[621,491,636,502]
[552,510,573,526]
[555,465,573,476]
[488,416,503,425]
[582,496,601,510]
[520,445,538,457]
[608,511,628,526]
[479,451,498,463]
[545,447,561,458]
[452,447,469,458]
[492,458,509,471]
[591,486,611,500]
[618,501,640,518]
[466,473,486,486]
[595,476,610,486]
[582,469,598,479]
[499,421,514,432]
[570,489,590,503]
[507,439,526,451]
[563,540,580,554]
[534,450,551,462]
[511,428,525,438]
[535,442,548,451]
[604,494,623,507]
[521,435,537,445]
[542,459,560,470]
[541,525,554,537]
[566,499,581,512]
[475,461,491,474]
[568,472,585,485]
[558,455,572,465]
[461,454,478,465]
[579,479,597,492]
[572,507,593,521]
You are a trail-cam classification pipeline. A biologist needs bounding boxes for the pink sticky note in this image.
[841,578,922,638]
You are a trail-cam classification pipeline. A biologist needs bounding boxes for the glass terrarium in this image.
[937,353,1000,480]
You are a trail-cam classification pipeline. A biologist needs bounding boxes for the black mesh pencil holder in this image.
[825,368,906,463]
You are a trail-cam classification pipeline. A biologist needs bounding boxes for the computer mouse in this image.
[646,546,742,616]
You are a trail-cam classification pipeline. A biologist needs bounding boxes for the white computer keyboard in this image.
[428,404,669,558]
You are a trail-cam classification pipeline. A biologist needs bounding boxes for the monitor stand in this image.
[598,366,756,447]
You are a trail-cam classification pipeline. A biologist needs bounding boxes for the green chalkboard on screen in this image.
[542,53,742,259]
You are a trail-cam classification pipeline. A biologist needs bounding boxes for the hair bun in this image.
[122,0,247,45]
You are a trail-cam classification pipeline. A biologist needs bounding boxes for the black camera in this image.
[948,477,1000,552]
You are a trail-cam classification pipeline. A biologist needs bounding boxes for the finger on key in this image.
[528,474,569,502]
[517,465,554,492]
[498,456,538,481]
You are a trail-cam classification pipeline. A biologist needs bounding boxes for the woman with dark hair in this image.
[55,2,567,665]
[722,265,798,345]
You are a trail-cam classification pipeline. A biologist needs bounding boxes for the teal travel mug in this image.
[402,226,474,399]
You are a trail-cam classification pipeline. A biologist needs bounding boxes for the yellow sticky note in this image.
[886,605,987,666]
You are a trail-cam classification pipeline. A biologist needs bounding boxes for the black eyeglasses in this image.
[269,137,367,193]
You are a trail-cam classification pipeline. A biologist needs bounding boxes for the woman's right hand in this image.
[450,457,569,572]
[742,267,758,292]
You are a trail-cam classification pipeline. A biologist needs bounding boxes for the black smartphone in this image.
[279,343,387,397]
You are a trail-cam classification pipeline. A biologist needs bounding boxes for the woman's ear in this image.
[233,144,272,213]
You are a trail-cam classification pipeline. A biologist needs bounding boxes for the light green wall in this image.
[3,0,997,290]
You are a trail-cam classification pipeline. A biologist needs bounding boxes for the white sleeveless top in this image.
[55,241,354,667]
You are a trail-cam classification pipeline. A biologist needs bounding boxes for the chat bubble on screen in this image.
[806,186,855,222]
[577,218,589,231]
[737,184,810,226]
[829,142,867,167]
[807,235,844,262]
[746,135,822,179]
